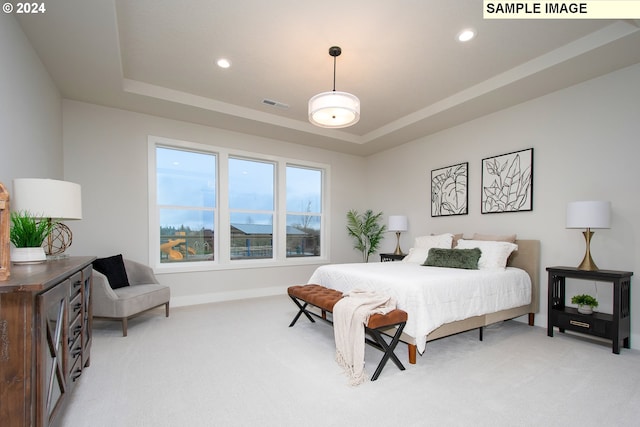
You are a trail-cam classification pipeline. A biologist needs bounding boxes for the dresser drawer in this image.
[68,355,83,385]
[69,271,83,299]
[68,313,83,348]
[69,292,83,321]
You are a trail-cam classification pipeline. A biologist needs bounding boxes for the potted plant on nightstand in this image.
[571,294,599,315]
[10,210,54,264]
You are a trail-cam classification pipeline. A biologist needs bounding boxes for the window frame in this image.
[148,135,330,273]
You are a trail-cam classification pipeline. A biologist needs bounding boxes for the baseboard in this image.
[170,285,289,307]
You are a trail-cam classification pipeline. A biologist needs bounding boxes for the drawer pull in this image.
[570,320,590,328]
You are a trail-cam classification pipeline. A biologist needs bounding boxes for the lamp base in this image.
[393,231,404,256]
[45,221,73,256]
[577,229,599,271]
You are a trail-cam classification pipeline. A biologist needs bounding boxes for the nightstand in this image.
[547,266,633,354]
[380,253,406,262]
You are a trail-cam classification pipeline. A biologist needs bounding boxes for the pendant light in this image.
[308,46,360,128]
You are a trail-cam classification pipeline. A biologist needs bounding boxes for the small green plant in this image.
[346,209,386,263]
[571,294,599,309]
[10,211,54,248]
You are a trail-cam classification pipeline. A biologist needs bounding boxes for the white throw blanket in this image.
[333,289,397,386]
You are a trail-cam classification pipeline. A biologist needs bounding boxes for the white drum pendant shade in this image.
[309,46,360,129]
[308,91,360,128]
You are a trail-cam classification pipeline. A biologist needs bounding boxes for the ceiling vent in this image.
[261,98,289,109]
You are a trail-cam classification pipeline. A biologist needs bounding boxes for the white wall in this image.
[367,63,640,347]
[0,14,62,185]
[62,100,368,305]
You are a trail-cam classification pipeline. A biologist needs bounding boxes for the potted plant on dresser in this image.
[9,210,54,263]
[571,294,599,315]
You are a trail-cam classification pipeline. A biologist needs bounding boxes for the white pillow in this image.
[413,233,454,249]
[402,247,431,263]
[403,233,454,263]
[456,239,518,270]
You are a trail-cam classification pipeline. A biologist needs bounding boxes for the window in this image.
[149,136,328,270]
[286,166,322,257]
[229,157,275,260]
[156,147,216,263]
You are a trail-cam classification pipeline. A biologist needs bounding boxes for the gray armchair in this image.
[92,259,170,336]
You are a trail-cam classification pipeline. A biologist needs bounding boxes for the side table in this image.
[547,266,633,354]
[380,253,406,262]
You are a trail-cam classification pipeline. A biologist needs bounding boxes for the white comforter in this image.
[308,262,531,354]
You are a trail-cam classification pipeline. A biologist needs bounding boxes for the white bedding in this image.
[308,262,531,353]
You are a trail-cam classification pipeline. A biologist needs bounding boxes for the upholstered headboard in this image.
[508,239,540,313]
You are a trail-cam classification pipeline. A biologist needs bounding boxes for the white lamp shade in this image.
[566,201,610,229]
[308,91,360,128]
[388,215,408,232]
[12,178,82,220]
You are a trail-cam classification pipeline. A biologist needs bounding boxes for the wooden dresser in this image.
[0,256,95,427]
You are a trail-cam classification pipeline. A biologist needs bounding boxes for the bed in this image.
[307,238,540,364]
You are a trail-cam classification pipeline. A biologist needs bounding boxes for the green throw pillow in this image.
[423,248,481,270]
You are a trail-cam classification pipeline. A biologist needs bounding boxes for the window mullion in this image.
[218,151,230,263]
[276,159,287,261]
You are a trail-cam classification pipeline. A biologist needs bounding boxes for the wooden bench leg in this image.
[165,302,170,317]
[122,317,128,337]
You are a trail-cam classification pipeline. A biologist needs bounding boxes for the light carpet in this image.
[58,295,640,427]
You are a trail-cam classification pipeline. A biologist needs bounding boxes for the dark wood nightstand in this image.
[380,253,406,262]
[547,266,633,354]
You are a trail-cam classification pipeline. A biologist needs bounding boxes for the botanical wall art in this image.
[481,148,533,214]
[431,162,468,217]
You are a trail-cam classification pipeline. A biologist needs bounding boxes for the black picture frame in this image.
[481,148,533,214]
[431,162,468,217]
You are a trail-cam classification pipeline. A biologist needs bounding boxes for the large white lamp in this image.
[12,178,83,256]
[566,201,610,271]
[388,215,408,256]
[309,46,360,129]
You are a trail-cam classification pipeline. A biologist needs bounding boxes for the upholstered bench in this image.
[288,284,407,381]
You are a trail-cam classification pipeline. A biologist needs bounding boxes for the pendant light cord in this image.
[332,54,337,92]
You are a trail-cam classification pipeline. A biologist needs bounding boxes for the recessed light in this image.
[217,58,231,68]
[457,28,476,42]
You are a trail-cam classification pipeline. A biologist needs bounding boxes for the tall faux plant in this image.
[346,209,386,262]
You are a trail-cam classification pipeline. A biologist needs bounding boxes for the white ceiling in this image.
[17,1,640,156]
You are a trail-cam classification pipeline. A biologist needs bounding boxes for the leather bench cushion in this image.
[367,309,408,329]
[288,284,343,312]
[288,284,407,329]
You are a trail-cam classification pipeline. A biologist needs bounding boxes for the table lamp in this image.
[12,178,83,256]
[388,215,408,255]
[566,201,610,271]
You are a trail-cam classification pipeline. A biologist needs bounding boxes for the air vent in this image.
[261,98,289,109]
